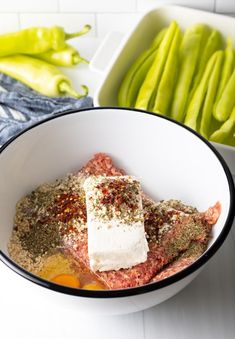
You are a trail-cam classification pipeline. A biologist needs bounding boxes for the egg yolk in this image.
[83,283,104,290]
[51,274,80,288]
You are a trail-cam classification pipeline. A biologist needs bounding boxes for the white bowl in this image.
[91,6,235,176]
[0,107,234,315]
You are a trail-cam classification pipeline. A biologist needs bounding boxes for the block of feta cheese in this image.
[83,175,149,272]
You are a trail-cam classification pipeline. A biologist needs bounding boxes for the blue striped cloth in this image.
[0,73,93,146]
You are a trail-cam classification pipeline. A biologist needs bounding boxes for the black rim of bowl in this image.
[0,107,234,299]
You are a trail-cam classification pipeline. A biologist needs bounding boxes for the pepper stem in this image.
[65,25,91,40]
[59,81,88,98]
[73,55,89,65]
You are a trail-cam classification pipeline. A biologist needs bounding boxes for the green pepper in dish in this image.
[135,21,178,110]
[171,24,209,123]
[213,38,234,122]
[199,50,224,138]
[188,29,222,103]
[118,28,167,108]
[184,52,218,131]
[213,68,235,122]
[210,106,235,143]
[152,26,181,115]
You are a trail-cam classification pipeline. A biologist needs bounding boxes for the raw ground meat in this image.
[66,153,220,289]
[150,242,206,283]
[10,153,221,289]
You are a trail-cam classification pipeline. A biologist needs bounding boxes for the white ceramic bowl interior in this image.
[0,108,234,315]
[91,6,235,176]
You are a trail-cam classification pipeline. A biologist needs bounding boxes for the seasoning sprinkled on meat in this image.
[85,175,143,224]
[8,153,221,289]
[65,154,220,289]
[150,242,206,283]
[8,174,87,271]
[67,201,216,289]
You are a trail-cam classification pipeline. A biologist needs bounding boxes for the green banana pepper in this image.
[118,28,167,107]
[213,38,234,119]
[214,68,235,122]
[171,24,209,122]
[153,26,181,115]
[184,52,218,131]
[135,21,178,110]
[0,54,88,98]
[188,29,222,103]
[36,43,89,67]
[210,106,235,144]
[0,24,91,57]
[199,50,224,138]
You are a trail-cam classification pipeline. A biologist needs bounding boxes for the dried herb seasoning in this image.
[11,173,87,263]
[20,221,62,258]
[85,176,144,224]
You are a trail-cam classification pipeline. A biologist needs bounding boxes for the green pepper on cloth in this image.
[0,24,91,57]
[0,54,88,98]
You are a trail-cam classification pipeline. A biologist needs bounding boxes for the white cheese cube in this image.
[84,175,149,272]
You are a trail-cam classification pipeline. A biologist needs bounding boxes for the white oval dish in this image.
[0,107,234,315]
[91,6,235,176]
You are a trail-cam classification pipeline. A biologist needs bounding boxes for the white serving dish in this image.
[90,6,235,176]
[0,107,234,315]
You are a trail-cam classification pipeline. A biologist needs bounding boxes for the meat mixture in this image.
[8,153,221,290]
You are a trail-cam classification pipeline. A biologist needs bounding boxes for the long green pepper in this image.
[188,29,222,103]
[210,106,235,143]
[199,50,224,138]
[36,43,89,67]
[118,28,167,107]
[153,26,181,115]
[184,52,218,131]
[213,38,235,122]
[214,68,235,122]
[135,21,178,110]
[0,24,91,57]
[0,55,88,98]
[171,24,208,122]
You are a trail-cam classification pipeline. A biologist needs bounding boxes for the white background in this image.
[0,0,234,38]
[0,1,235,338]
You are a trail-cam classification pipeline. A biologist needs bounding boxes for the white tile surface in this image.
[216,0,235,13]
[19,13,96,37]
[0,14,19,33]
[97,13,141,37]
[59,0,137,13]
[137,0,215,12]
[0,0,58,12]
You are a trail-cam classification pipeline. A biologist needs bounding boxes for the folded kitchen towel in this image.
[0,72,93,146]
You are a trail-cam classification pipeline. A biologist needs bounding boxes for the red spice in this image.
[97,178,139,213]
[101,188,109,195]
[50,193,87,224]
